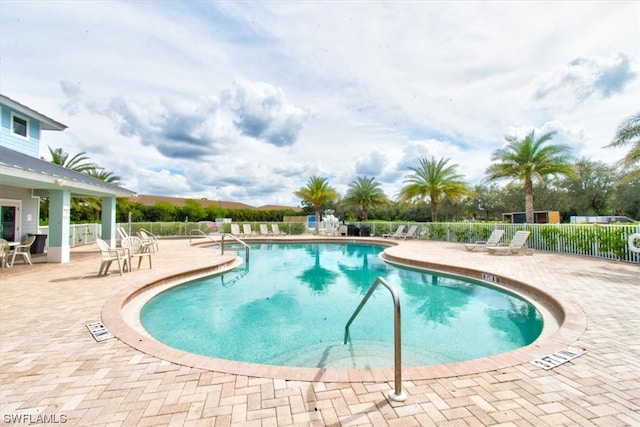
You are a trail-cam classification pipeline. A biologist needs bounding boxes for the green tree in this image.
[485,130,575,224]
[147,201,176,222]
[397,157,470,222]
[46,146,96,172]
[607,111,640,183]
[294,176,339,234]
[609,175,640,219]
[562,159,615,216]
[180,199,206,222]
[468,183,504,221]
[343,176,388,220]
[116,200,145,222]
[206,204,227,221]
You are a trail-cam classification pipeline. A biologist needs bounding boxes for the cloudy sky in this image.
[1,1,638,208]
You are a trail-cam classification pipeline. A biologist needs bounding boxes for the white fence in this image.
[367,222,640,264]
[38,222,640,264]
[38,223,101,251]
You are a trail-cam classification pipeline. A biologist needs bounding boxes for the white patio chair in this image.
[0,239,9,269]
[120,236,153,270]
[96,238,128,276]
[9,235,36,267]
[137,229,159,253]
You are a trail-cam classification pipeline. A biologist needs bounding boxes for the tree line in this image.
[297,113,639,228]
[43,113,639,225]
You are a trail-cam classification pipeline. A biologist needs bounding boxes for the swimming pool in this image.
[140,242,543,369]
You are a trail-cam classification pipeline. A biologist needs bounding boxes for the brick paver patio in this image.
[1,237,638,426]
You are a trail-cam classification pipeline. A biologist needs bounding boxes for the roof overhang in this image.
[0,94,68,131]
[0,146,135,198]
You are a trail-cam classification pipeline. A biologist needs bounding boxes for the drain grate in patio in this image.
[530,347,585,370]
[86,321,114,342]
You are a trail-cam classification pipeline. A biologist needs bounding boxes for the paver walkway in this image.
[1,238,638,426]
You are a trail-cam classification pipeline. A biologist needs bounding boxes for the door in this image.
[0,201,21,242]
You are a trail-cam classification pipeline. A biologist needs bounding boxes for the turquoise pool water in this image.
[141,243,543,368]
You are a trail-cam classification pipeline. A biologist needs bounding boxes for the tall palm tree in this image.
[398,157,470,222]
[606,111,640,184]
[295,176,339,234]
[47,146,96,172]
[485,130,575,223]
[343,176,387,220]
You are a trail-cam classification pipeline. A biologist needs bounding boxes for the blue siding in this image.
[0,104,40,157]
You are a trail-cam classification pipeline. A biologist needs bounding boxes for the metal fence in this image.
[39,221,640,264]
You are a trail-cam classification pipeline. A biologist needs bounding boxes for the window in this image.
[11,114,28,138]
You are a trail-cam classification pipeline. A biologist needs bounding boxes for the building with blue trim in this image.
[0,94,135,263]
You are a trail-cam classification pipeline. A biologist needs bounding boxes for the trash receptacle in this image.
[347,224,356,236]
[28,233,47,254]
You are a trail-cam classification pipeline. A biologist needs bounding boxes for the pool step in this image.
[263,340,456,369]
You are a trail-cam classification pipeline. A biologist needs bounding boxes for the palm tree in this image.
[295,176,339,234]
[485,130,575,224]
[47,146,96,172]
[343,176,387,220]
[398,157,470,222]
[606,112,640,183]
[45,147,123,221]
[86,168,122,184]
[83,169,124,220]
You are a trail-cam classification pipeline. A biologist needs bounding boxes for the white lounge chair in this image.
[230,224,243,236]
[464,229,505,251]
[487,231,531,255]
[243,224,257,237]
[9,235,36,267]
[383,225,405,238]
[259,224,271,236]
[271,224,286,236]
[402,225,419,239]
[120,236,153,270]
[96,238,128,276]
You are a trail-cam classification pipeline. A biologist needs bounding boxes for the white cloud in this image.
[224,79,309,147]
[1,1,638,207]
[533,53,637,103]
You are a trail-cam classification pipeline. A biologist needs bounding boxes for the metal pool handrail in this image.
[343,276,407,402]
[189,229,219,245]
[221,233,250,263]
